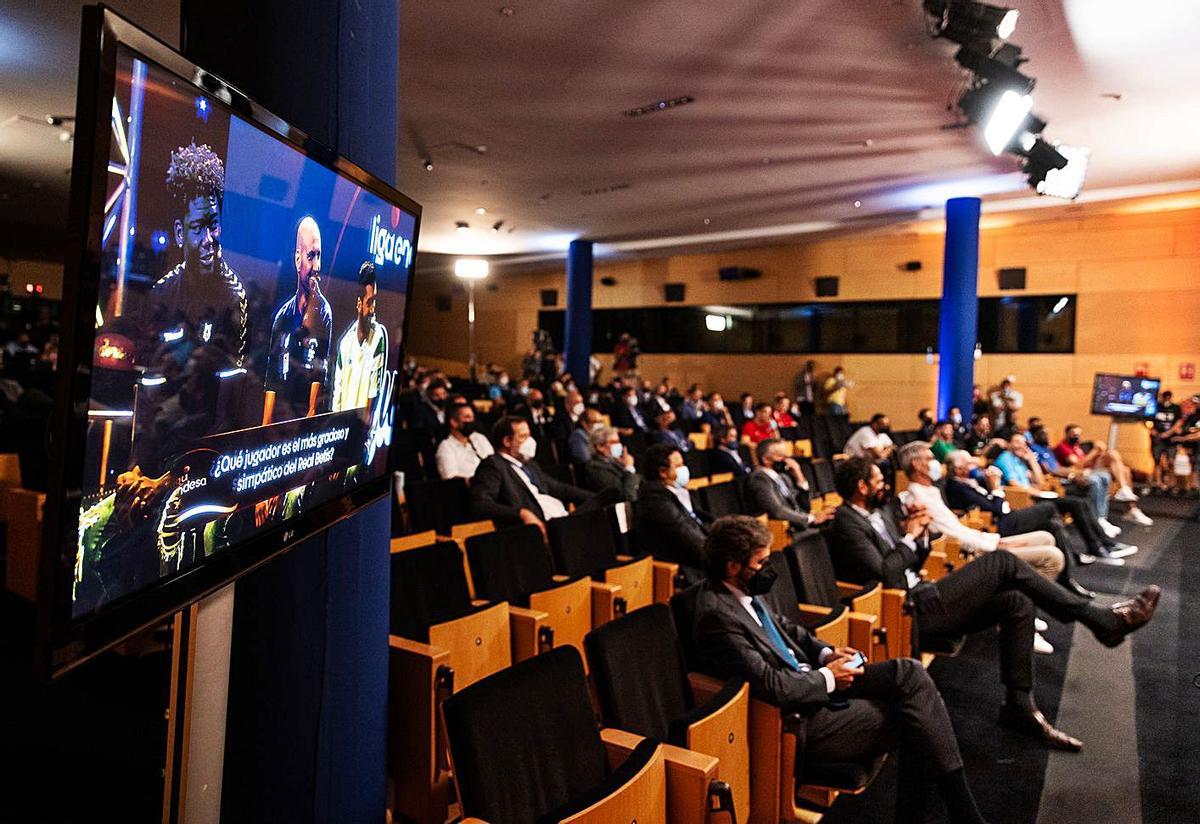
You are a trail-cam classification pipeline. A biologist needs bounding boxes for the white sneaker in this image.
[1098,518,1122,539]
[1035,618,1049,632]
[1124,507,1154,527]
[1114,486,1138,503]
[1034,632,1055,655]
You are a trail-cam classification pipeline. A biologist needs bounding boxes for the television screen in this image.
[40,9,420,675]
[1090,373,1160,419]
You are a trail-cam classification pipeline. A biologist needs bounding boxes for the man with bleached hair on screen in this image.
[332,261,388,413]
[265,215,334,419]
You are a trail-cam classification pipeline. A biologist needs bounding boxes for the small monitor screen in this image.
[1090,373,1160,419]
[69,44,416,624]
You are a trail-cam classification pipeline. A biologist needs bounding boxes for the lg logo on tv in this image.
[369,214,413,269]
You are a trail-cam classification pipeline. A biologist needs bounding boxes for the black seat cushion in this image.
[443,646,611,823]
[547,508,619,578]
[404,477,472,534]
[669,582,706,673]
[536,738,660,824]
[389,540,474,640]
[585,604,692,742]
[465,524,556,603]
[918,633,967,656]
[801,753,887,791]
[665,677,745,749]
[785,529,843,608]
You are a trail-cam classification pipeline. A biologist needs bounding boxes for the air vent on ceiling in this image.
[624,95,695,118]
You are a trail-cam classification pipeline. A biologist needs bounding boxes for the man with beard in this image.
[266,215,334,419]
[331,261,388,414]
[148,142,247,367]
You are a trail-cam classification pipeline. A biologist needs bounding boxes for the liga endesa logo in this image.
[369,214,413,269]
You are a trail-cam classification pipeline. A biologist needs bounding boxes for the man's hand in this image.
[620,450,636,469]
[825,653,864,690]
[112,467,171,527]
[519,507,547,540]
[902,503,931,538]
[811,508,835,525]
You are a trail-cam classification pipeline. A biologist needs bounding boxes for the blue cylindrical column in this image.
[563,240,594,386]
[936,197,981,420]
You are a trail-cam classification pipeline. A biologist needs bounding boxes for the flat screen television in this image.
[1090,373,1160,419]
[37,7,421,676]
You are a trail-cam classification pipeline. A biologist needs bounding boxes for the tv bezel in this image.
[35,5,422,678]
[1089,372,1161,420]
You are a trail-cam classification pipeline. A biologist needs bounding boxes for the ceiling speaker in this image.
[600,276,617,286]
[814,276,839,297]
[664,283,686,302]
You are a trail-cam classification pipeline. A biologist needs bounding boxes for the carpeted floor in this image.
[822,498,1200,824]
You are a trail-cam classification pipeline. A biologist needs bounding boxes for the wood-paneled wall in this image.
[407,193,1200,470]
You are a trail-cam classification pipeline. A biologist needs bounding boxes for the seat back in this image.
[389,540,474,640]
[683,448,712,480]
[465,524,556,602]
[585,604,692,742]
[762,551,808,627]
[811,459,836,495]
[547,508,619,578]
[669,582,706,674]
[404,477,472,534]
[785,529,843,608]
[443,646,611,823]
[698,480,742,518]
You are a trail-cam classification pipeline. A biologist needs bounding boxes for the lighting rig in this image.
[924,0,1089,199]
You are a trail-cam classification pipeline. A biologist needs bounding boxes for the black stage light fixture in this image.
[957,81,1034,155]
[925,0,1019,48]
[954,46,1035,95]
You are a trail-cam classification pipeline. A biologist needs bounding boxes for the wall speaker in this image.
[434,294,452,312]
[600,276,617,286]
[814,276,839,297]
[998,267,1027,290]
[540,288,558,307]
[718,266,762,281]
[900,260,922,271]
[664,282,686,302]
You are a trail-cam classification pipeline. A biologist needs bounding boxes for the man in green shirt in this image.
[930,419,958,463]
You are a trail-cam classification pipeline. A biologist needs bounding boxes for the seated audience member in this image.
[740,402,778,446]
[948,406,969,444]
[703,392,735,431]
[693,515,992,824]
[566,407,604,467]
[435,402,495,480]
[679,384,706,425]
[580,425,640,502]
[710,424,751,477]
[962,415,1000,457]
[829,456,1160,750]
[632,443,710,582]
[745,438,832,530]
[917,408,936,441]
[945,448,1133,569]
[844,413,895,460]
[732,392,756,431]
[471,416,593,531]
[1054,424,1153,527]
[990,377,1023,439]
[772,393,797,429]
[930,420,958,462]
[1163,395,1200,493]
[1012,433,1139,559]
[612,386,650,434]
[648,407,691,452]
[409,377,450,436]
[1029,426,1119,536]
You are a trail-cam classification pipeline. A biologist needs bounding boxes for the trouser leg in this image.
[1088,471,1111,519]
[1049,495,1107,549]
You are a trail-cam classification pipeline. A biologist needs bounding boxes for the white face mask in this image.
[626,395,639,406]
[571,402,585,417]
[518,436,538,461]
[673,464,691,489]
[927,460,943,482]
[609,442,624,460]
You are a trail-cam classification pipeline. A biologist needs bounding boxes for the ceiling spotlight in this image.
[422,158,434,171]
[954,46,1035,95]
[958,85,1034,155]
[1028,142,1089,200]
[455,221,470,233]
[491,220,504,233]
[475,207,487,215]
[925,1,1019,48]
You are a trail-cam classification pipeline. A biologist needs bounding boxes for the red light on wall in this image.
[34,284,43,294]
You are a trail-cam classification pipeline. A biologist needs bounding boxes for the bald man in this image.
[266,215,335,418]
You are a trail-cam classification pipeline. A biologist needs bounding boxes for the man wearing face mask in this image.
[567,407,604,467]
[710,424,751,477]
[470,416,594,533]
[631,443,711,582]
[830,456,1160,750]
[745,438,832,530]
[648,407,691,452]
[519,388,555,463]
[435,402,494,480]
[612,386,650,434]
[844,413,895,461]
[694,515,992,824]
[580,426,641,502]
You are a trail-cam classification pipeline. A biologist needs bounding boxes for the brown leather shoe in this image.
[1093,585,1161,648]
[999,705,1083,752]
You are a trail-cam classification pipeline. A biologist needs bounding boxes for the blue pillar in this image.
[564,240,594,386]
[936,197,981,420]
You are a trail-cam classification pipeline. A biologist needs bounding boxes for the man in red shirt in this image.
[1055,424,1153,530]
[772,393,797,429]
[740,402,778,447]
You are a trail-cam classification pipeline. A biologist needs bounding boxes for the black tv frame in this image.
[35,5,421,678]
[1089,372,1161,421]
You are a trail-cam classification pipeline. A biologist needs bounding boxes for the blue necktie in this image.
[516,462,542,492]
[751,598,803,672]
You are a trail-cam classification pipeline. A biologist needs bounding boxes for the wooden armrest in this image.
[552,574,570,582]
[661,743,719,824]
[508,606,551,662]
[616,554,634,562]
[470,599,489,607]
[845,611,878,657]
[687,671,726,703]
[388,635,452,824]
[388,634,449,662]
[879,589,912,659]
[652,560,680,604]
[600,726,645,768]
[796,603,834,619]
[461,818,488,822]
[590,581,623,625]
[835,580,864,599]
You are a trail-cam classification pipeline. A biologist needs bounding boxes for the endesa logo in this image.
[369,214,413,270]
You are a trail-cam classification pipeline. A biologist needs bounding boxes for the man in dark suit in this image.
[648,407,691,452]
[693,515,990,824]
[744,438,831,530]
[580,425,641,502]
[517,388,557,464]
[709,424,751,477]
[471,415,593,533]
[612,386,650,434]
[631,443,709,582]
[828,456,1160,750]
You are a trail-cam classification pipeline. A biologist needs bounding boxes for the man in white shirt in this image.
[330,261,388,413]
[435,402,494,480]
[843,414,895,460]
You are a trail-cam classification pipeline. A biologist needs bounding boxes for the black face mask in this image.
[870,487,889,509]
[744,564,777,596]
[1067,435,1080,445]
[530,398,544,409]
[459,422,476,437]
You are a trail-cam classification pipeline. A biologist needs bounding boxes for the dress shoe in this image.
[1093,585,1161,648]
[999,704,1083,751]
[1065,578,1096,599]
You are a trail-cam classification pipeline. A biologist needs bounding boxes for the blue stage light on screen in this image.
[195,95,209,122]
[153,231,168,250]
